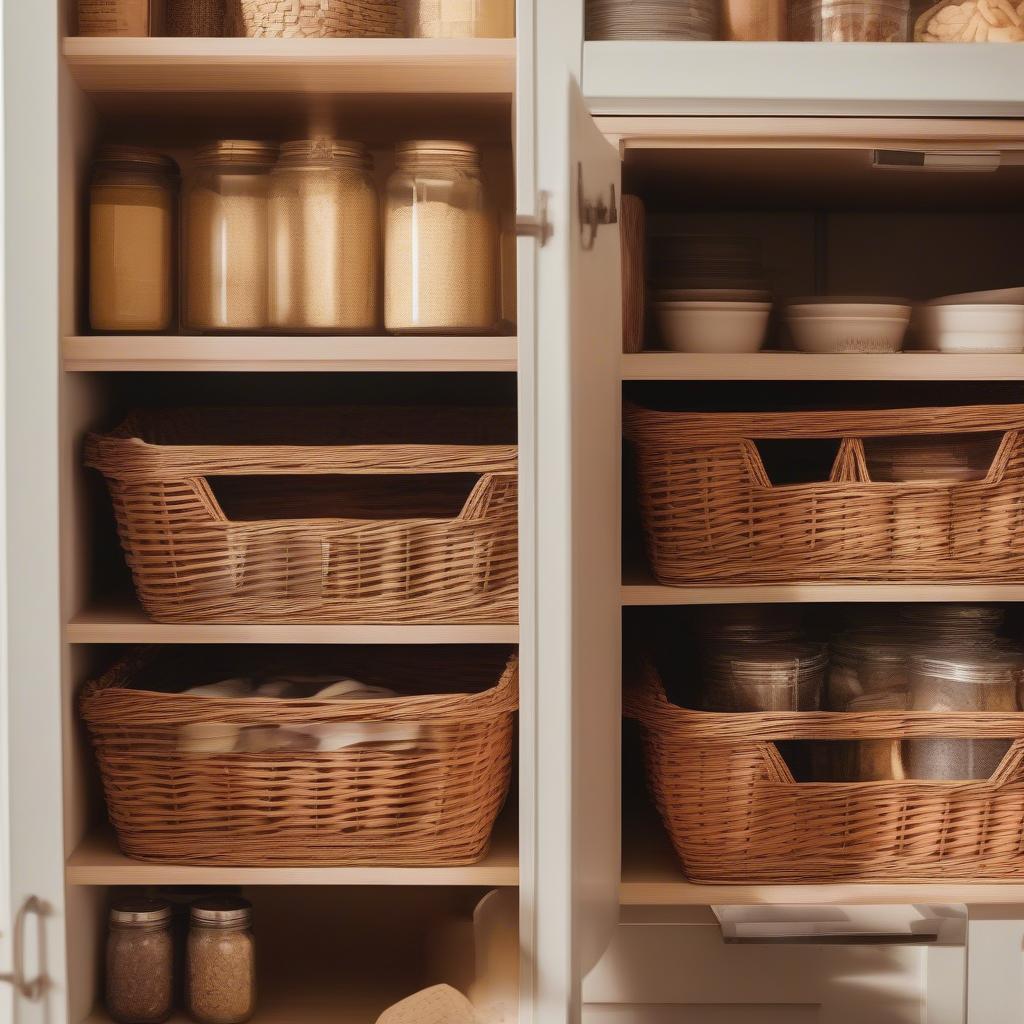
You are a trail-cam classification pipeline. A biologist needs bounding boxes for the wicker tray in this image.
[82,645,517,866]
[626,659,1024,882]
[85,406,518,624]
[624,402,1024,584]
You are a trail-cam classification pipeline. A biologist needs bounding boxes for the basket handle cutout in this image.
[746,437,851,487]
[199,472,514,525]
[860,430,1010,486]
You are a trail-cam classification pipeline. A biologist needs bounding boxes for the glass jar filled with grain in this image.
[187,897,256,1024]
[183,140,278,332]
[384,140,498,334]
[89,146,178,332]
[405,0,514,36]
[268,139,380,333]
[106,898,174,1024]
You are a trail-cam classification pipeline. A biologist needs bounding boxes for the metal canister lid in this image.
[109,898,172,926]
[395,139,480,166]
[190,896,253,927]
[277,139,369,167]
[194,140,279,166]
[94,145,178,174]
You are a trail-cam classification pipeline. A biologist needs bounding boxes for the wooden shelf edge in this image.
[67,598,519,644]
[63,37,517,95]
[622,351,1024,382]
[62,335,518,373]
[67,818,519,887]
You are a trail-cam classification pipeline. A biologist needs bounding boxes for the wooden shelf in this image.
[63,37,517,96]
[584,41,1024,117]
[67,813,518,887]
[622,564,1024,606]
[62,335,518,373]
[622,351,1024,382]
[67,597,520,644]
[621,811,1024,907]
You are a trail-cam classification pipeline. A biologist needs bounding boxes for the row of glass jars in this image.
[88,138,500,335]
[106,895,255,1024]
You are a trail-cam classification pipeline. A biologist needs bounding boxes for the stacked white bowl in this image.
[785,297,912,354]
[914,287,1024,353]
[650,233,772,353]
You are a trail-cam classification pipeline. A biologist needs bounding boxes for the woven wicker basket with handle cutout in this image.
[232,0,403,37]
[82,645,517,866]
[85,406,518,624]
[624,402,1024,584]
[626,658,1024,882]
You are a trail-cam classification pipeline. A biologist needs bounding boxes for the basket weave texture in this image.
[626,660,1024,882]
[624,402,1024,584]
[234,0,403,36]
[82,646,517,866]
[85,406,518,624]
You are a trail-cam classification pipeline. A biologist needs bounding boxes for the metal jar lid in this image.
[276,139,370,168]
[193,140,279,167]
[109,898,172,927]
[94,145,179,174]
[191,896,253,927]
[395,139,480,167]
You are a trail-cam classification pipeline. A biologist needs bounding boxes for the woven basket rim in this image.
[623,401,1024,441]
[626,658,1024,740]
[82,646,519,725]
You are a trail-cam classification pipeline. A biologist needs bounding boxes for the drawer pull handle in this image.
[0,896,46,1001]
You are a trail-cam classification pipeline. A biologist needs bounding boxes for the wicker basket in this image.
[84,406,518,624]
[82,645,517,866]
[624,402,1024,584]
[232,0,404,37]
[626,659,1024,882]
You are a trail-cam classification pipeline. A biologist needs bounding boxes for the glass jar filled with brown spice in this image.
[187,897,256,1024]
[106,898,174,1024]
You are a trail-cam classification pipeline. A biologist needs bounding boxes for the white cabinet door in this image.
[531,62,622,1022]
[2,0,68,1021]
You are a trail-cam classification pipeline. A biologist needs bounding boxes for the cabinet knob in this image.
[0,896,46,1001]
[577,163,618,252]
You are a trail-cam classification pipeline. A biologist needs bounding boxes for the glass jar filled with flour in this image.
[268,139,380,333]
[182,140,277,332]
[90,146,178,332]
[384,140,498,334]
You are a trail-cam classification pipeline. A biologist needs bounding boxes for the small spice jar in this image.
[384,140,498,334]
[404,0,514,36]
[268,139,380,333]
[89,146,178,332]
[183,141,278,332]
[187,897,256,1024]
[905,646,1023,780]
[105,898,174,1024]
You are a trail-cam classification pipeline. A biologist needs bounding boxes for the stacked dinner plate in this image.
[650,234,772,352]
[587,0,718,41]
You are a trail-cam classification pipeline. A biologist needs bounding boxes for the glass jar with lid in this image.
[183,140,277,332]
[106,897,174,1024]
[405,0,514,37]
[789,0,910,39]
[905,645,1023,780]
[268,139,380,333]
[187,897,256,1024]
[90,146,178,332]
[384,140,498,334]
[702,641,827,712]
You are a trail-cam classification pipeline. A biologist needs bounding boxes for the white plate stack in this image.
[587,0,718,39]
[914,287,1024,354]
[650,233,772,353]
[785,297,912,353]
